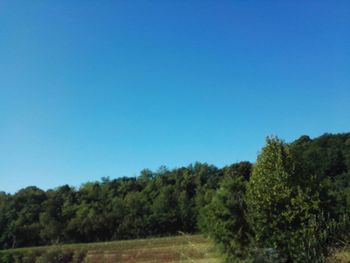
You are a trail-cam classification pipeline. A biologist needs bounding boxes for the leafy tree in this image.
[200,175,251,262]
[246,137,327,262]
[10,187,46,248]
[119,191,150,238]
[149,185,179,235]
[0,132,348,255]
[39,185,74,244]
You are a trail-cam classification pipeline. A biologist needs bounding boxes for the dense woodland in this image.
[0,158,252,248]
[1,133,350,262]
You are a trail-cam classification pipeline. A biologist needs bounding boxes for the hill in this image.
[0,132,349,261]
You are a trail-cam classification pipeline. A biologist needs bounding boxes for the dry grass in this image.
[4,235,349,262]
[0,235,222,263]
[327,248,350,263]
[82,235,220,263]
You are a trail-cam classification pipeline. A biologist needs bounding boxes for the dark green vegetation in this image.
[0,161,252,249]
[1,132,350,262]
[202,133,350,262]
[0,235,221,263]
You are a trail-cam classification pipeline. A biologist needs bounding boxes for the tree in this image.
[10,187,47,248]
[149,185,179,235]
[246,137,326,262]
[0,132,348,252]
[199,175,251,262]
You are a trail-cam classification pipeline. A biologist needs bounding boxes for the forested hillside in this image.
[0,160,252,249]
[1,133,350,261]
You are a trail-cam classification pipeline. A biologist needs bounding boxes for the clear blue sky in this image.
[1,1,349,193]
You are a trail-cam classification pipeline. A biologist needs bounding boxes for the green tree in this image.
[10,187,47,248]
[39,185,74,244]
[149,185,179,235]
[246,137,326,262]
[200,175,251,262]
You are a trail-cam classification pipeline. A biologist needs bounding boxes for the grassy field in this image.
[1,235,349,263]
[0,235,222,263]
[328,248,350,263]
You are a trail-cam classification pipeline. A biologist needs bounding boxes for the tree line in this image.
[0,160,251,248]
[0,132,350,262]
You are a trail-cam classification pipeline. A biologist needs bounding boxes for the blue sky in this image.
[1,1,349,193]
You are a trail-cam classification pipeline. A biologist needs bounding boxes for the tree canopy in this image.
[0,132,349,262]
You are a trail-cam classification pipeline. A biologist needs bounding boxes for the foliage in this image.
[0,132,349,263]
[200,175,252,262]
[246,137,329,261]
[0,248,85,263]
[0,161,244,249]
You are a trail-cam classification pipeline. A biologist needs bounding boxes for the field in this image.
[1,235,349,263]
[329,249,350,263]
[0,235,222,263]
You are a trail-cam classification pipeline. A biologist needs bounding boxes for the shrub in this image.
[72,249,87,263]
[35,249,73,263]
[21,250,41,263]
[0,252,15,263]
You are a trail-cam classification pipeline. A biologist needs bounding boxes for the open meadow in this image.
[0,235,222,263]
[1,235,349,263]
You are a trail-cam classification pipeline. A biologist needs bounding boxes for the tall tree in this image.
[246,137,325,262]
[199,175,251,262]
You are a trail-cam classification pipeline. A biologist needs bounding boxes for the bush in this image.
[35,249,73,263]
[72,249,87,263]
[0,248,86,263]
[0,252,15,263]
[21,250,41,263]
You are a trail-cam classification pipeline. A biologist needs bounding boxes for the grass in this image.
[0,235,222,263]
[1,235,349,263]
[327,248,350,263]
